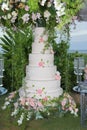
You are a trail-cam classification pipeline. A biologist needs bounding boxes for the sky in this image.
[70,21,87,50]
[0,21,87,51]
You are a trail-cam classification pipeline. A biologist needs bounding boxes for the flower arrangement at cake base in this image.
[2,91,78,126]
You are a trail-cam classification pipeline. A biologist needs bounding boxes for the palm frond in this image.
[0,27,33,91]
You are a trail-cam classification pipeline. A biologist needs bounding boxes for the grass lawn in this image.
[0,94,86,130]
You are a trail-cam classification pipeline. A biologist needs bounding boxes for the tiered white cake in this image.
[19,27,63,99]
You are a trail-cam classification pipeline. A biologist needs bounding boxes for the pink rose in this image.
[39,37,44,43]
[43,96,48,101]
[55,74,61,80]
[61,99,67,106]
[26,97,31,102]
[37,89,43,95]
[19,97,26,106]
[38,61,44,67]
[37,101,43,107]
[69,106,73,111]
[75,108,78,113]
[30,101,35,107]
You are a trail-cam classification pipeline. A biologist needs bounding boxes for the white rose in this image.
[44,10,51,20]
[12,11,18,17]
[56,10,65,17]
[17,119,22,125]
[41,0,47,6]
[2,15,7,20]
[1,3,9,11]
[5,101,10,106]
[7,13,11,19]
[47,2,51,7]
[56,71,60,75]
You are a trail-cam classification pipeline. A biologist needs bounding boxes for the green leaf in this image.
[27,0,39,12]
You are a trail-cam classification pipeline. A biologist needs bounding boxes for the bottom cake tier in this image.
[19,78,63,99]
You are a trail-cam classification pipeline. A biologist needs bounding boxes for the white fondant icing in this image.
[25,79,60,90]
[26,88,63,99]
[26,66,56,80]
[29,53,54,66]
[32,42,51,54]
[19,27,63,99]
[19,85,63,99]
[34,27,48,43]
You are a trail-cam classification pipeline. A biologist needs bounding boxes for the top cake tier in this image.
[33,27,48,43]
[32,27,52,54]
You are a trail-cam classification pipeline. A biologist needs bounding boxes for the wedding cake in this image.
[19,27,63,99]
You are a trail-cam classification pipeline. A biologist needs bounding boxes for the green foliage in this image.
[57,0,83,29]
[53,40,70,91]
[53,40,87,92]
[27,0,39,12]
[0,27,33,91]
